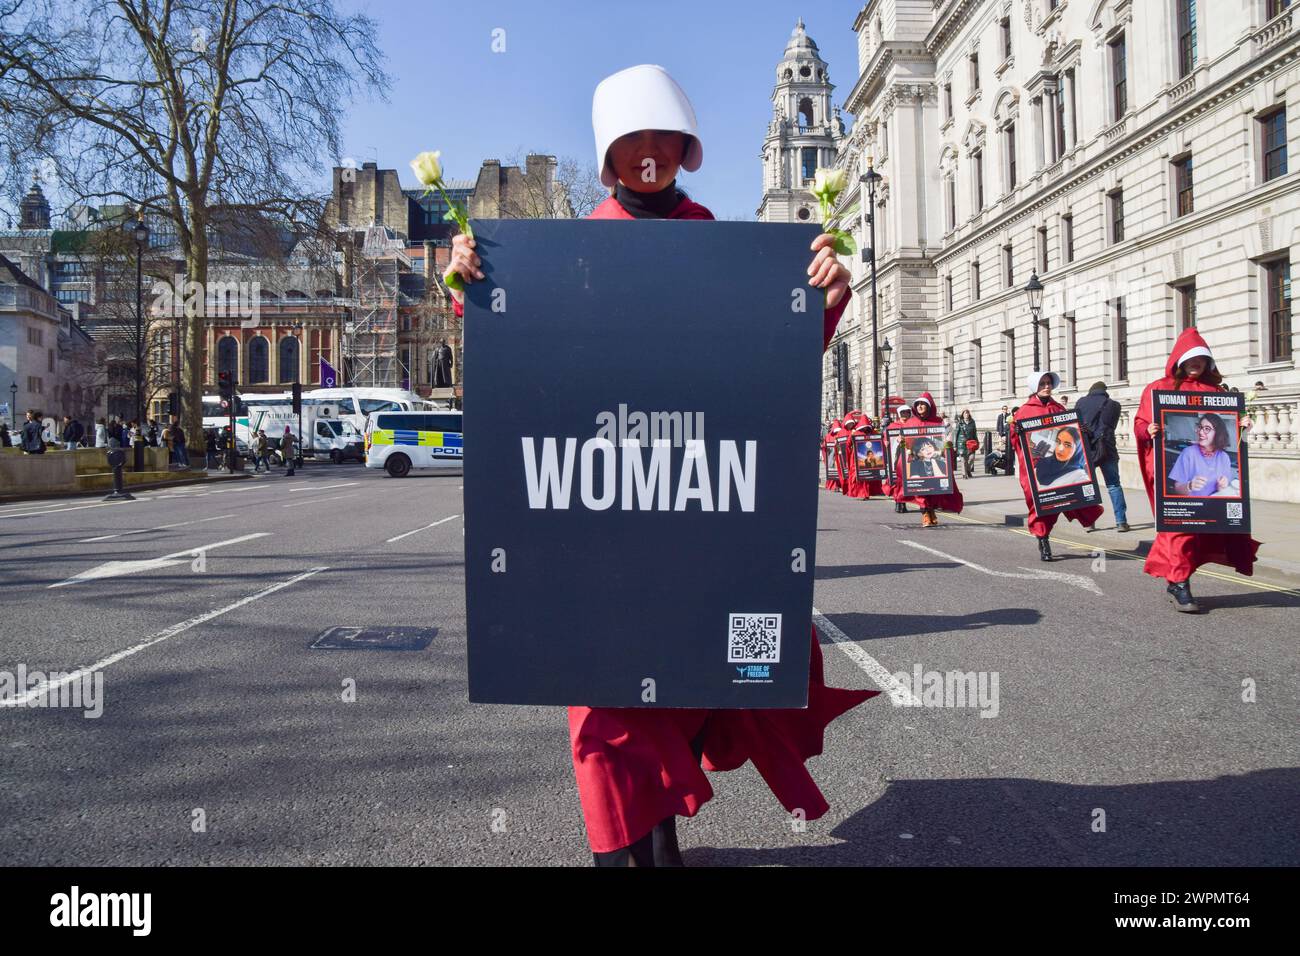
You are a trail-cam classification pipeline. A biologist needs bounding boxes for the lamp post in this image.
[1025,271,1045,371]
[860,157,883,421]
[9,382,16,428]
[880,337,893,424]
[125,217,150,471]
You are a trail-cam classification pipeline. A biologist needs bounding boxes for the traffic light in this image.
[218,370,234,410]
[292,382,302,416]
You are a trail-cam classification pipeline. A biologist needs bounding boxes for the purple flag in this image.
[320,358,338,388]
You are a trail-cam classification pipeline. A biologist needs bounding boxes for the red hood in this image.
[1165,327,1214,378]
[910,391,941,422]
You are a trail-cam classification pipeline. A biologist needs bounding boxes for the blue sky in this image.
[339,0,862,221]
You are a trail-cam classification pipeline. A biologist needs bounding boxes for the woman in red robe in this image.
[844,416,876,500]
[1010,371,1103,562]
[1133,329,1260,611]
[891,391,964,526]
[448,64,878,865]
[823,420,842,491]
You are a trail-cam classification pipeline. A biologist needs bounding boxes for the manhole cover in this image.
[309,626,437,650]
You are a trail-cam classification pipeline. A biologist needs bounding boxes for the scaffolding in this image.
[346,224,409,386]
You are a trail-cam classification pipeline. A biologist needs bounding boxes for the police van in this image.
[364,410,464,477]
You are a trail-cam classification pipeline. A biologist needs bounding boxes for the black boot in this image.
[1037,536,1053,562]
[593,828,656,867]
[1166,580,1199,613]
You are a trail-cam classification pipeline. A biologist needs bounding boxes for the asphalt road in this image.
[0,467,1295,866]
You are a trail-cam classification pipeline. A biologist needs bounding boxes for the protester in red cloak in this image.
[881,407,908,510]
[1011,370,1103,562]
[859,415,886,498]
[837,412,860,496]
[1133,329,1260,612]
[891,391,963,526]
[844,417,875,499]
[447,66,877,866]
[823,420,843,491]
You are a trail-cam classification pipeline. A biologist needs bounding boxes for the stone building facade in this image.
[826,0,1300,501]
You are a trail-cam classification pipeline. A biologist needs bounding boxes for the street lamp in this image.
[9,381,16,428]
[1024,271,1045,371]
[860,156,883,421]
[125,216,150,471]
[880,337,893,424]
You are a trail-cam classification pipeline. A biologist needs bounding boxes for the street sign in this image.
[463,219,823,708]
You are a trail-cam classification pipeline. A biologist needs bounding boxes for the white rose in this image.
[410,150,443,187]
[813,167,848,199]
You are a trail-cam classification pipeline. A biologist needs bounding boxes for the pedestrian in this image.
[1059,394,1070,408]
[444,63,878,867]
[0,422,11,448]
[205,428,219,469]
[147,419,159,447]
[1133,329,1260,612]
[883,406,911,512]
[94,418,108,448]
[254,429,270,473]
[856,413,886,498]
[1075,381,1129,532]
[167,415,188,468]
[60,415,76,450]
[996,405,1010,438]
[1010,371,1103,562]
[1253,380,1267,392]
[890,391,964,526]
[839,410,870,499]
[20,409,45,454]
[954,408,978,479]
[281,426,295,476]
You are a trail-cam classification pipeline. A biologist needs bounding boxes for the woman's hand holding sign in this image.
[809,233,851,309]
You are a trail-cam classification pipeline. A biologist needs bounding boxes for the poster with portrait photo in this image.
[1153,390,1251,534]
[834,435,850,486]
[854,432,887,481]
[885,430,904,486]
[1016,409,1101,516]
[899,425,953,496]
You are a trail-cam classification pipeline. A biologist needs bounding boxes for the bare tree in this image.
[0,0,390,440]
[498,151,605,220]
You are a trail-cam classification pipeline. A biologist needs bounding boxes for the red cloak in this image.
[1133,329,1260,582]
[1011,393,1103,537]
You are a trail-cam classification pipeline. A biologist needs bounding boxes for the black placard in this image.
[1153,390,1251,534]
[854,432,887,481]
[897,425,953,496]
[1016,409,1101,515]
[463,220,822,707]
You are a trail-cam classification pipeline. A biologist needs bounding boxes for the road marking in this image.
[48,533,272,588]
[813,608,918,707]
[287,482,358,493]
[282,493,357,509]
[5,567,328,709]
[386,514,460,543]
[78,514,236,543]
[947,512,1300,597]
[0,501,135,520]
[899,538,1104,595]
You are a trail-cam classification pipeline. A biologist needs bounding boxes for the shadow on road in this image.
[816,562,953,580]
[818,608,1041,641]
[685,766,1300,866]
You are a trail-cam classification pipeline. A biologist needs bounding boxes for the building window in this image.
[278,336,300,384]
[1000,17,1012,61]
[969,48,980,94]
[945,274,954,312]
[1003,329,1016,394]
[1109,189,1125,244]
[971,260,981,302]
[1062,213,1075,263]
[944,347,956,405]
[27,327,42,346]
[801,147,817,183]
[1268,0,1291,18]
[1110,34,1128,119]
[217,335,239,382]
[972,339,983,399]
[1174,155,1194,217]
[1037,226,1048,274]
[47,348,55,372]
[1176,282,1197,331]
[1114,298,1128,380]
[944,83,954,121]
[1003,243,1014,288]
[1177,0,1197,79]
[972,148,985,210]
[1005,122,1017,190]
[1064,313,1077,386]
[1064,68,1078,145]
[309,329,332,384]
[945,173,957,230]
[247,336,269,384]
[1265,258,1292,362]
[28,376,43,395]
[1261,107,1288,182]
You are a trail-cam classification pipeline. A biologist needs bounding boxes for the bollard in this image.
[102,444,135,501]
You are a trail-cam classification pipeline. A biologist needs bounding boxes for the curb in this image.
[0,471,253,505]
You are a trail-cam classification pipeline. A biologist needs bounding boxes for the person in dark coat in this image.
[20,410,45,454]
[0,422,11,448]
[1074,381,1129,532]
[954,409,978,479]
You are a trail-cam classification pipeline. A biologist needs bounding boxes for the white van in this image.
[364,410,464,477]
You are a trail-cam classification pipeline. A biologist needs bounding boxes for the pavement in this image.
[0,464,1295,866]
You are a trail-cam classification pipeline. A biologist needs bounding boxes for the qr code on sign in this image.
[1226,502,1243,519]
[728,613,782,663]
